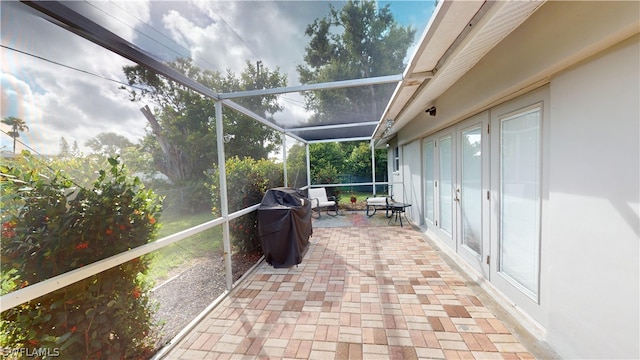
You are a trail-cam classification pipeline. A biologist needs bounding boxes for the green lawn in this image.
[148,211,222,283]
[336,191,382,209]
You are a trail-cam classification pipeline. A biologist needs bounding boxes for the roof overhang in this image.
[373,0,545,146]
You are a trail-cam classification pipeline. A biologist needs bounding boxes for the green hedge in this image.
[210,157,283,253]
[1,153,162,359]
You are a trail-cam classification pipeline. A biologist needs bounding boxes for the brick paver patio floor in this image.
[161,226,542,359]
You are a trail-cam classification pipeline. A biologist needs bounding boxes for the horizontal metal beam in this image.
[219,74,403,99]
[288,121,379,132]
[310,181,389,188]
[308,136,372,144]
[0,217,225,312]
[21,0,222,101]
[219,100,306,144]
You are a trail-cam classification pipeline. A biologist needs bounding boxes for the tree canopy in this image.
[297,1,416,124]
[1,116,29,154]
[85,132,133,156]
[121,58,286,186]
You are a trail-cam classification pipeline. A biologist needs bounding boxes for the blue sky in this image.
[384,1,435,31]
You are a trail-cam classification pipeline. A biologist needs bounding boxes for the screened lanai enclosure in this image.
[0,0,434,357]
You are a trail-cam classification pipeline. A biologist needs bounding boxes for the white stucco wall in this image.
[545,35,639,359]
[401,141,422,224]
[391,2,639,358]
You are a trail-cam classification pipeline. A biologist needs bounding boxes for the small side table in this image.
[388,202,411,227]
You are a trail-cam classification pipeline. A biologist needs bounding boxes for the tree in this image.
[297,1,415,124]
[310,142,346,182]
[345,142,387,180]
[85,132,133,156]
[59,136,70,158]
[1,116,29,154]
[121,58,286,185]
[71,140,81,157]
[286,143,308,188]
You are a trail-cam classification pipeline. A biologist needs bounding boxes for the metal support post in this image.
[215,101,233,290]
[283,133,288,187]
[371,139,376,196]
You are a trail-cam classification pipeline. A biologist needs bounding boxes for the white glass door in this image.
[423,130,456,249]
[423,115,488,275]
[436,132,456,248]
[456,113,490,275]
[423,140,436,227]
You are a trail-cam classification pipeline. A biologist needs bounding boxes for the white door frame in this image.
[489,86,549,325]
[455,112,490,276]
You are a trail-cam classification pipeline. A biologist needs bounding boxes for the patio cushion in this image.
[366,197,388,205]
[308,188,336,209]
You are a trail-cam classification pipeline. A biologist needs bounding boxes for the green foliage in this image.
[312,163,341,200]
[121,59,287,211]
[286,143,308,189]
[345,142,388,179]
[48,155,110,189]
[298,1,415,123]
[121,58,284,184]
[210,157,283,253]
[1,116,29,153]
[1,152,162,359]
[84,132,133,157]
[309,142,346,179]
[149,212,222,283]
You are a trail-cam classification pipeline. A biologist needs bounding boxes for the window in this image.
[499,106,541,298]
[393,146,400,172]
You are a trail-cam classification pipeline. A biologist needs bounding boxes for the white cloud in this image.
[1,1,149,155]
[1,0,431,155]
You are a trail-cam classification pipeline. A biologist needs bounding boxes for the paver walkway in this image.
[161,226,538,359]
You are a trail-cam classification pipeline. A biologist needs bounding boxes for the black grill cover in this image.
[258,188,312,268]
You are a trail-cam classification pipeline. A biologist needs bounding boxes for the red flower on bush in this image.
[132,287,142,299]
[1,221,16,238]
[1,155,162,358]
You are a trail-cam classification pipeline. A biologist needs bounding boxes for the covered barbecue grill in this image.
[258,187,312,268]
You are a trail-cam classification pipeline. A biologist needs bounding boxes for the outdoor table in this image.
[388,202,411,227]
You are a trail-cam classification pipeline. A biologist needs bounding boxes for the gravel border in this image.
[149,253,261,347]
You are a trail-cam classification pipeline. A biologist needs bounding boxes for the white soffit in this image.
[379,0,545,139]
[408,1,484,75]
[379,1,483,131]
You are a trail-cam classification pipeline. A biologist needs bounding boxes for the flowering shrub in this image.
[210,156,283,253]
[1,153,162,359]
